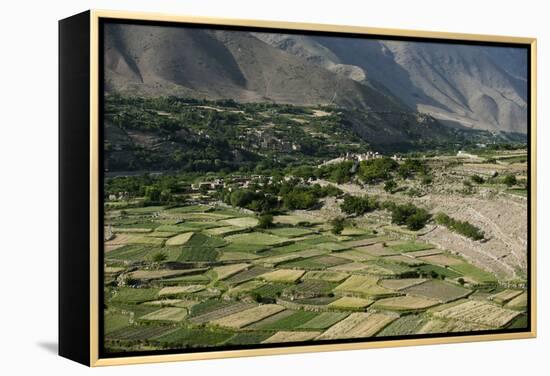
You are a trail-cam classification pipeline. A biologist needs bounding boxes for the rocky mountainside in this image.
[104,23,528,135]
[255,33,528,134]
[104,24,405,112]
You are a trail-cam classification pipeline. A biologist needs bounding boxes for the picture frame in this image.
[59,9,537,367]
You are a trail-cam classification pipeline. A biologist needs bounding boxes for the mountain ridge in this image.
[104,23,528,134]
[254,34,527,133]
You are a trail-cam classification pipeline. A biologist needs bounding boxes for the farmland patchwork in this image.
[104,200,528,352]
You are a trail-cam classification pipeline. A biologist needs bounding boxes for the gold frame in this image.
[88,9,537,367]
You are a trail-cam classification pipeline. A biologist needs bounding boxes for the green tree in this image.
[406,211,431,231]
[257,214,274,229]
[331,217,345,235]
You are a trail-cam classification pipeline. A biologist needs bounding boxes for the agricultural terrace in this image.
[103,131,527,352]
[104,191,527,352]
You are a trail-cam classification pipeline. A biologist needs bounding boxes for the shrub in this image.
[471,175,485,184]
[434,212,452,226]
[406,187,423,197]
[421,175,433,185]
[381,200,397,211]
[503,174,517,187]
[151,251,168,263]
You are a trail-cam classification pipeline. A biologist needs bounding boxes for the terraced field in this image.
[103,203,528,352]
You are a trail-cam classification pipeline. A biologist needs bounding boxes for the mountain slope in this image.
[375,41,527,133]
[104,23,527,136]
[104,24,405,112]
[253,34,527,133]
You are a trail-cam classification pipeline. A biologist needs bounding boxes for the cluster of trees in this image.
[142,186,176,205]
[435,213,485,241]
[385,202,432,231]
[316,157,432,189]
[358,158,399,183]
[221,189,278,213]
[105,94,373,174]
[279,180,343,210]
[397,159,430,179]
[340,195,378,216]
[221,179,343,213]
[338,195,431,231]
[317,161,355,184]
[281,188,318,210]
[106,94,248,133]
[105,174,184,205]
[467,173,519,189]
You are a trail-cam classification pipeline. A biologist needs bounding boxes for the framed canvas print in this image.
[59,10,537,366]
